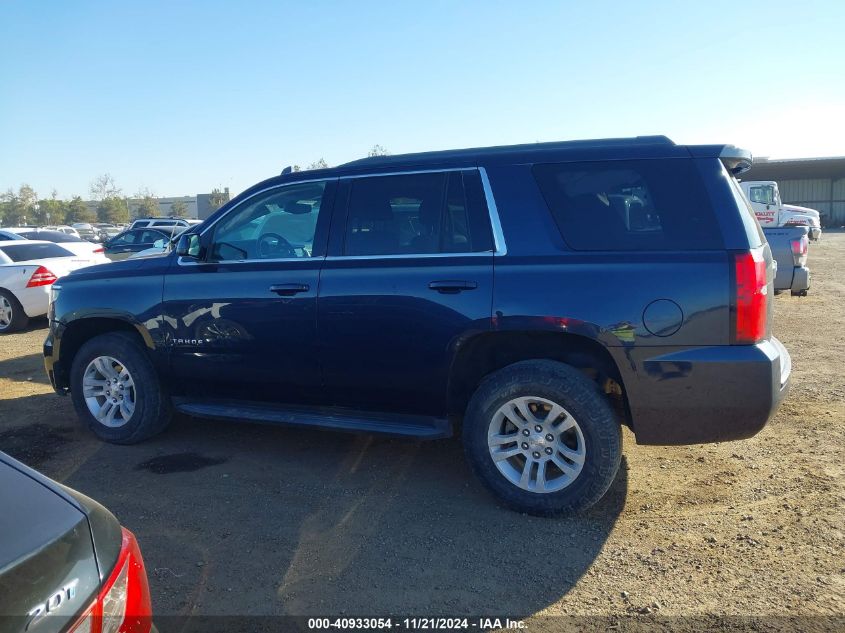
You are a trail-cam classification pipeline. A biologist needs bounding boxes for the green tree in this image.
[97,197,129,224]
[65,196,96,223]
[35,190,65,225]
[0,189,25,226]
[367,144,389,157]
[169,200,189,218]
[136,196,160,218]
[90,173,121,201]
[208,188,229,212]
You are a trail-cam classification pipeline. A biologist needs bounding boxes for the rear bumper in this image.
[791,266,810,292]
[620,337,791,445]
[17,285,51,318]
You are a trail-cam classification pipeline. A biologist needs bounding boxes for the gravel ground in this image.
[0,234,843,630]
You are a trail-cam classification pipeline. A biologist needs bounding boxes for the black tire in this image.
[70,332,173,444]
[462,360,622,517]
[0,289,29,334]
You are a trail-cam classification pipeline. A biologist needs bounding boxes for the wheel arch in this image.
[447,330,630,426]
[58,316,154,385]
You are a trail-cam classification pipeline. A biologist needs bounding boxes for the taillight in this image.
[790,235,808,266]
[733,249,768,344]
[67,528,152,633]
[26,266,58,287]
[93,247,105,253]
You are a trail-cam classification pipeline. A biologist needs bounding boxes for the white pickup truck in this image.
[740,180,822,240]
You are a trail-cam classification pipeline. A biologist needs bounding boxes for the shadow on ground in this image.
[0,352,51,385]
[2,393,628,617]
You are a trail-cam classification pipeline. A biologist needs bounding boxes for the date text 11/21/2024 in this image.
[307,617,527,630]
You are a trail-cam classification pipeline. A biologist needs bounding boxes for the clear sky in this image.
[1,0,843,199]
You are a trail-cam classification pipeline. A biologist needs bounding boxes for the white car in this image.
[0,229,110,263]
[0,240,104,333]
[42,225,81,238]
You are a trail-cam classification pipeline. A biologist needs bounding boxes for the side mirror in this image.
[175,233,202,259]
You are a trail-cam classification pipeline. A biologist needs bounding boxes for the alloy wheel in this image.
[487,396,586,493]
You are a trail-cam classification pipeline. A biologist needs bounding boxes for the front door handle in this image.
[270,283,310,296]
[428,280,478,294]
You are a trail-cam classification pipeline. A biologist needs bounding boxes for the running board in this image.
[173,400,452,440]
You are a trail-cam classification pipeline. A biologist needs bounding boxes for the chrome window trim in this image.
[178,255,324,266]
[338,166,507,258]
[325,252,491,262]
[181,165,508,267]
[478,167,507,256]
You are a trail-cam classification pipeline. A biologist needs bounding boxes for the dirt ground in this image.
[1,234,843,630]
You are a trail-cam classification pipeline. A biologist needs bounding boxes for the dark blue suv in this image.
[43,136,791,516]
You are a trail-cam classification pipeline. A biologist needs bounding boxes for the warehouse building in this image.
[741,157,845,227]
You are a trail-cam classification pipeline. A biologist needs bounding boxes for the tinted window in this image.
[110,231,140,245]
[211,181,327,261]
[139,230,168,243]
[343,171,492,256]
[16,230,82,243]
[532,159,723,251]
[133,221,150,228]
[0,243,73,262]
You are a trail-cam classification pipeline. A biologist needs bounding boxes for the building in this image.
[740,157,845,227]
[84,189,230,221]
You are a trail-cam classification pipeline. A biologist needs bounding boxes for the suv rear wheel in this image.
[462,360,621,517]
[70,332,172,444]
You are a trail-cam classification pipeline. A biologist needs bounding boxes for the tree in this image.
[367,144,390,157]
[18,184,38,220]
[65,196,96,224]
[35,191,66,225]
[0,187,31,226]
[307,158,329,170]
[208,188,229,212]
[136,196,160,218]
[97,197,129,224]
[169,200,189,218]
[0,189,21,226]
[90,174,121,201]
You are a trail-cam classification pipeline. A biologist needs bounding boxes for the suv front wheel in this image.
[462,360,621,517]
[70,332,173,444]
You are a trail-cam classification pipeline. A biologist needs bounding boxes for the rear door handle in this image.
[270,283,310,296]
[428,280,478,294]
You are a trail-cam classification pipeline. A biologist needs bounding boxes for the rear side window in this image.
[343,171,493,256]
[133,221,150,228]
[18,231,81,243]
[532,159,723,251]
[0,243,73,261]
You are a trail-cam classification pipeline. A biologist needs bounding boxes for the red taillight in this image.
[733,250,768,344]
[26,266,58,287]
[67,528,152,633]
[93,247,105,253]
[790,235,808,266]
